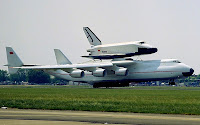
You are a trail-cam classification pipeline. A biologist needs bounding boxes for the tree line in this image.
[1,69,199,85]
[0,69,65,84]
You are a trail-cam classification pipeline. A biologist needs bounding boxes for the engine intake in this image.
[115,68,128,76]
[93,69,106,77]
[70,70,84,78]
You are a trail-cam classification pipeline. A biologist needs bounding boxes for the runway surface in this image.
[0,109,200,125]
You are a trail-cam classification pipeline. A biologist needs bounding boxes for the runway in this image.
[0,109,200,125]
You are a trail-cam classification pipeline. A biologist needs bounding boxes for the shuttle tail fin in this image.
[83,27,102,46]
[5,47,23,74]
[54,49,72,64]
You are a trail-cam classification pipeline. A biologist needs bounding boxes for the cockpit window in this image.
[173,60,181,63]
[139,41,145,44]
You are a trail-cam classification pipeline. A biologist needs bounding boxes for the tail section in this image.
[83,27,102,46]
[54,49,72,64]
[5,47,23,74]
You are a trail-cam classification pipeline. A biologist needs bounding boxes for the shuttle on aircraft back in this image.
[82,27,158,59]
[4,27,194,88]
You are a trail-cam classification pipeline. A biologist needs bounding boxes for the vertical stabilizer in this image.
[6,47,23,74]
[83,27,102,46]
[54,49,72,64]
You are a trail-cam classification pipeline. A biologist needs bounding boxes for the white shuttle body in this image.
[83,27,157,59]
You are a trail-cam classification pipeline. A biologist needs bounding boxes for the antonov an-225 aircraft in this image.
[6,47,194,88]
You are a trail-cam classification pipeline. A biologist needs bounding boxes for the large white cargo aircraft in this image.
[82,27,158,59]
[5,47,194,87]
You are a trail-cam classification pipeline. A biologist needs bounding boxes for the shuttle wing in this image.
[82,53,135,59]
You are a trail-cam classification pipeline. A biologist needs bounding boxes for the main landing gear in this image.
[169,80,176,85]
[93,82,129,88]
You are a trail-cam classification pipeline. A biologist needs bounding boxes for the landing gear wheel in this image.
[169,81,175,85]
[93,83,99,88]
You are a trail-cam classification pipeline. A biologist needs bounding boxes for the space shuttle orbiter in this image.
[82,27,158,59]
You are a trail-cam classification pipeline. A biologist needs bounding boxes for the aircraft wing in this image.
[12,60,135,72]
[6,47,135,74]
[12,63,114,70]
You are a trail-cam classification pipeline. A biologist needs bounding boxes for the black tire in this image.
[169,81,175,85]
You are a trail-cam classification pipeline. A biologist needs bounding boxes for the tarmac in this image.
[0,108,200,125]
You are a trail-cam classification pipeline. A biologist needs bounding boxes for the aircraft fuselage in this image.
[46,59,193,85]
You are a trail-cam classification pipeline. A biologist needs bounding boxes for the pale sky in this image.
[0,0,200,74]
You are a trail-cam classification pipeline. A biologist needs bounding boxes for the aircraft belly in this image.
[46,64,183,84]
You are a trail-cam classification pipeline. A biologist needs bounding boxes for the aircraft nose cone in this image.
[182,68,194,76]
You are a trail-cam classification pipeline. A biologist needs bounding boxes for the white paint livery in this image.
[83,27,101,46]
[5,47,23,74]
[83,27,158,59]
[5,47,194,88]
[54,49,72,64]
[87,41,150,55]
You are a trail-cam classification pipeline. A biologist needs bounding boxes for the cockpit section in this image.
[137,41,146,44]
[161,59,181,63]
[172,60,181,63]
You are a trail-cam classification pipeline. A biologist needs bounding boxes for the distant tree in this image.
[196,74,200,79]
[51,76,68,85]
[9,74,20,82]
[184,76,191,82]
[0,70,9,82]
[9,69,28,82]
[28,70,51,83]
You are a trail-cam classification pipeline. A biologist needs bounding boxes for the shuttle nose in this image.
[138,48,158,54]
[150,48,158,53]
[182,68,194,76]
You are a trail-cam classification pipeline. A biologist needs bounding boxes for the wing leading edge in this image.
[11,60,135,72]
[12,63,114,70]
[6,47,135,76]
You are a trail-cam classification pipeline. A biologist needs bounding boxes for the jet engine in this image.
[115,68,128,76]
[69,69,84,78]
[93,69,106,77]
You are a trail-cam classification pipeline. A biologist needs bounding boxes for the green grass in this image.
[0,85,200,115]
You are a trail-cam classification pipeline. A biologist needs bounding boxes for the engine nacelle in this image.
[93,69,106,77]
[115,68,128,76]
[70,70,84,78]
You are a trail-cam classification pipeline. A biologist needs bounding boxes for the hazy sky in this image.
[0,0,200,74]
